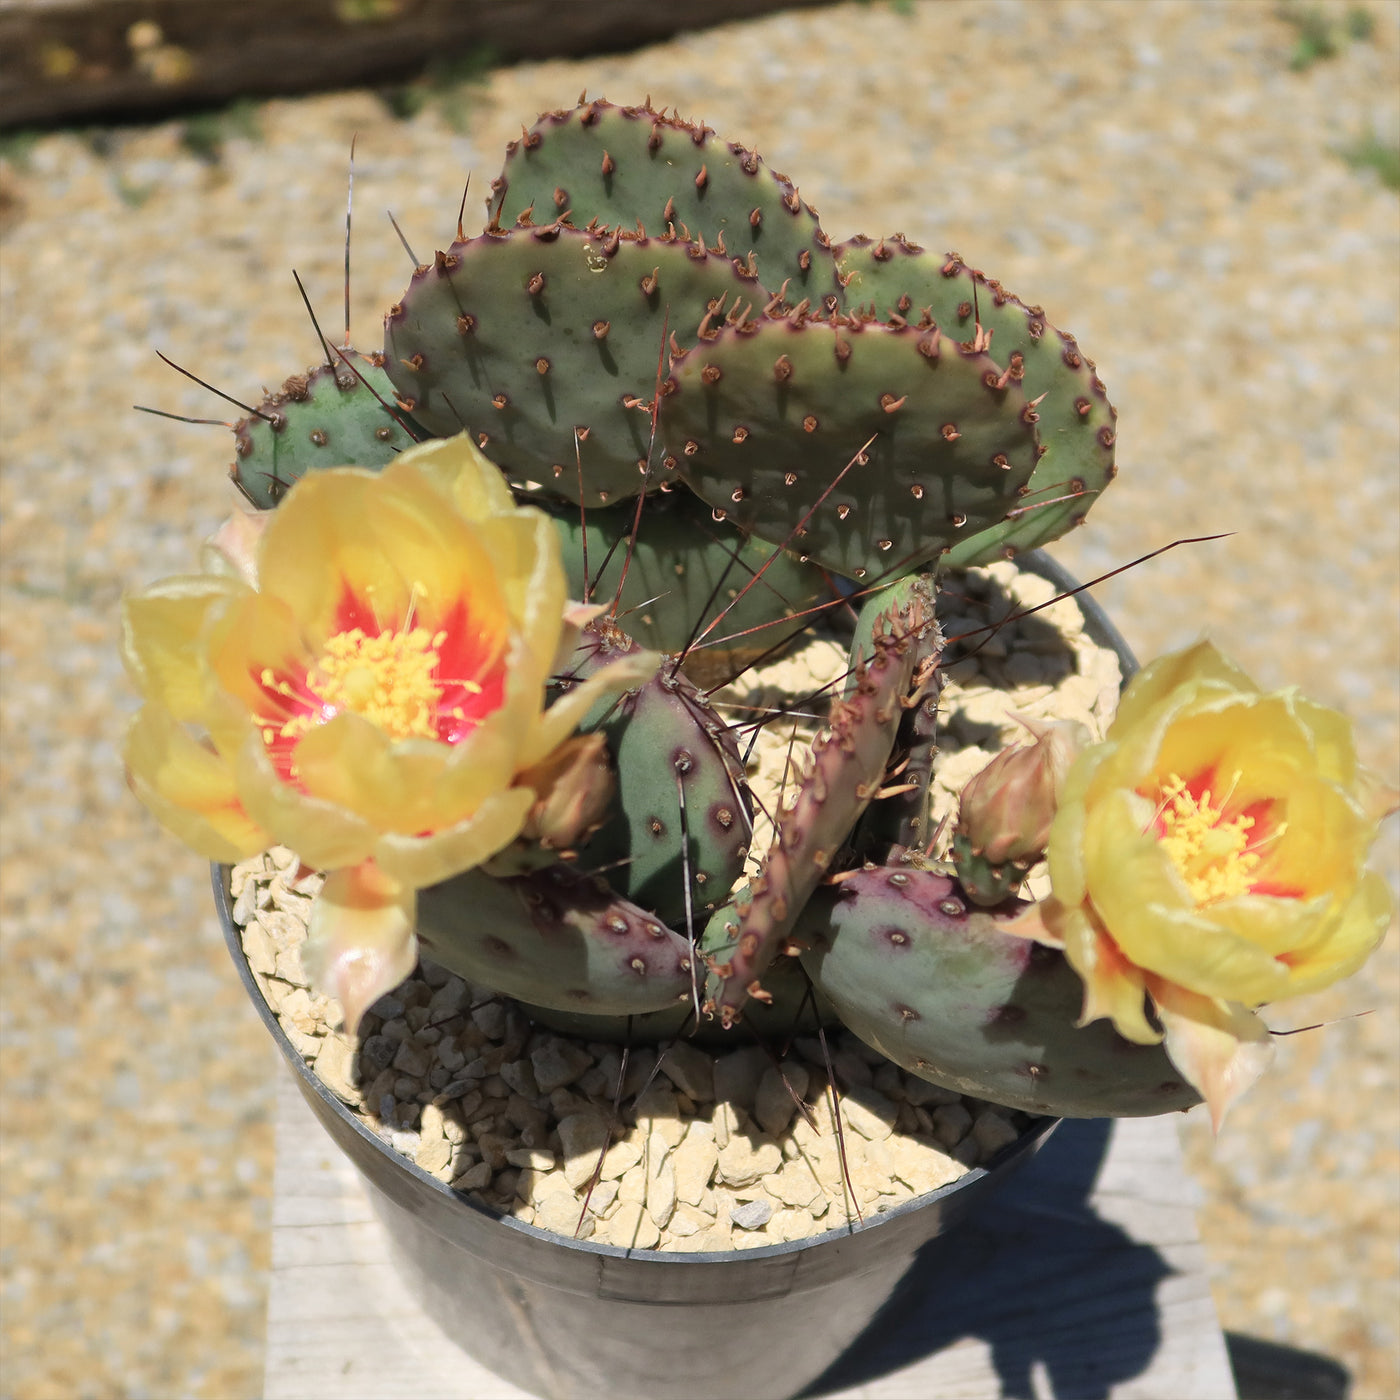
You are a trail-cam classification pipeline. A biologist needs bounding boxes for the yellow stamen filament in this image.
[279,627,445,741]
[1155,770,1279,905]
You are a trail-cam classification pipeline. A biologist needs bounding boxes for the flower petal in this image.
[123,704,270,860]
[234,729,378,871]
[1047,898,1160,1044]
[304,862,417,1035]
[1148,979,1274,1133]
[121,574,249,722]
[372,787,537,889]
[523,650,662,768]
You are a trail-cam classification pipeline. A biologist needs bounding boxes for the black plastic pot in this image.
[216,551,1136,1400]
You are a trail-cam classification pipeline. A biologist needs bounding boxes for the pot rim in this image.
[215,547,1134,1267]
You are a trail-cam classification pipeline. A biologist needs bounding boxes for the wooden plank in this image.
[264,1071,1238,1400]
[0,0,837,128]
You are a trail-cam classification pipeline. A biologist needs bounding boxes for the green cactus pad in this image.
[798,865,1199,1118]
[384,224,771,506]
[834,240,1117,565]
[231,350,422,508]
[563,622,753,926]
[546,491,840,683]
[665,312,1041,581]
[415,864,696,1017]
[487,97,836,302]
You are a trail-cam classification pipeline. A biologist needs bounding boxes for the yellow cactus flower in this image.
[121,436,657,1030]
[1024,640,1397,1128]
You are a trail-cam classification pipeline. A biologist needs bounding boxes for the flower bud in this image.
[516,732,615,853]
[956,716,1088,866]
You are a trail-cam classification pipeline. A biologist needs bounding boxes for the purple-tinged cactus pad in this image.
[798,865,1199,1118]
[561,622,753,927]
[415,863,696,1017]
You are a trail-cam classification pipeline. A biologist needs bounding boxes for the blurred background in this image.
[1,1,1396,1396]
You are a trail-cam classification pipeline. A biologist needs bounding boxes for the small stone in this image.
[932,1103,973,1149]
[646,1150,677,1230]
[506,1147,556,1172]
[665,1207,707,1239]
[428,976,467,1017]
[558,1114,609,1188]
[499,1059,541,1099]
[367,993,405,1022]
[711,1046,768,1112]
[971,1108,1020,1158]
[902,1075,961,1108]
[763,1163,823,1209]
[453,1161,493,1192]
[658,1041,715,1101]
[716,1132,783,1188]
[828,1047,874,1089]
[633,1083,682,1145]
[476,1133,511,1171]
[390,1129,420,1156]
[596,1201,660,1250]
[530,1038,594,1093]
[313,1034,360,1105]
[392,1041,429,1078]
[533,1193,592,1238]
[471,1001,507,1041]
[673,1123,719,1206]
[600,1134,644,1182]
[730,1198,773,1230]
[840,1088,898,1141]
[754,1062,808,1137]
[873,1062,905,1101]
[241,919,277,977]
[770,1209,816,1243]
[415,1137,452,1175]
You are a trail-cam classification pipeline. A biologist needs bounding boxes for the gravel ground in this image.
[1,2,1396,1396]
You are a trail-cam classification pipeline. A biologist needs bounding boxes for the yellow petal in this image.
[123,704,269,860]
[1273,873,1393,998]
[522,649,662,768]
[304,862,417,1035]
[1148,979,1274,1132]
[372,787,536,889]
[402,432,519,522]
[121,574,248,721]
[1050,899,1160,1044]
[290,713,450,834]
[1110,640,1258,735]
[233,730,377,871]
[1046,746,1114,907]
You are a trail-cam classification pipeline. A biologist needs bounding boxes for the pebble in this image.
[530,1038,594,1093]
[730,1198,773,1231]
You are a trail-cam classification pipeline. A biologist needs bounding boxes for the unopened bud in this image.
[956,716,1087,866]
[517,732,614,851]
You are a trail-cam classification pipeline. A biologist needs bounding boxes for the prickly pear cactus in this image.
[192,95,1174,1134]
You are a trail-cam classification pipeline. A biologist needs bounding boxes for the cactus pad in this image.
[415,863,696,1016]
[384,224,771,505]
[798,865,1199,1117]
[665,311,1042,580]
[487,97,836,301]
[834,240,1117,564]
[546,491,840,680]
[561,622,753,926]
[231,350,421,508]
